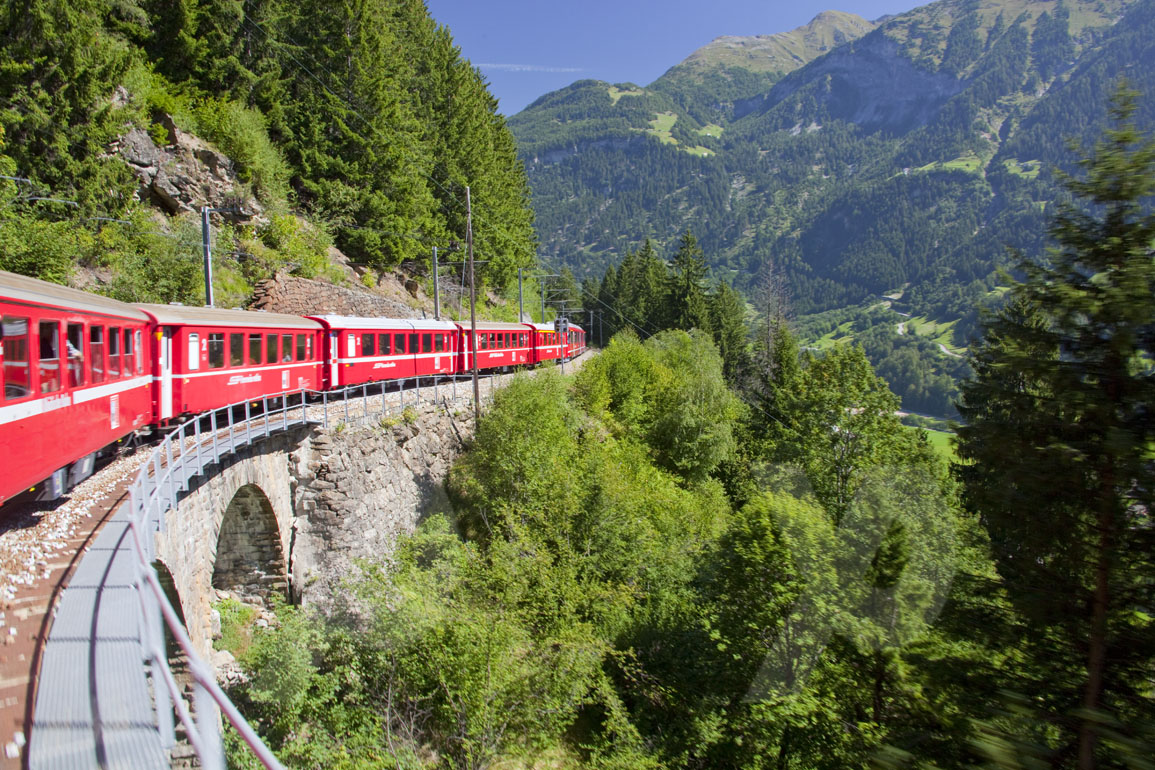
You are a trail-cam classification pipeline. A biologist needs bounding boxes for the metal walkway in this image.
[28,397,318,769]
[27,375,482,769]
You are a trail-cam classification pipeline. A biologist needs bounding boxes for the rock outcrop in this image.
[111,119,262,223]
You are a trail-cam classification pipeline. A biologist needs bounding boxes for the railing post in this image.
[194,414,204,475]
[245,400,252,445]
[211,410,220,463]
[323,391,329,429]
[165,440,176,505]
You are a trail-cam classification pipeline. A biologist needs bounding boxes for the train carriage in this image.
[136,304,323,422]
[1,271,153,504]
[309,316,459,388]
[457,321,534,372]
[564,324,586,359]
[530,323,564,365]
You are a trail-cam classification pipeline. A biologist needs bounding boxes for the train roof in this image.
[529,322,585,332]
[307,315,458,332]
[136,304,323,330]
[1,270,150,322]
[462,321,532,331]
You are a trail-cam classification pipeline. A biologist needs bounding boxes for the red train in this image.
[0,271,586,506]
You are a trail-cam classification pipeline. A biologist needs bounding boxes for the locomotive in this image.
[0,270,585,506]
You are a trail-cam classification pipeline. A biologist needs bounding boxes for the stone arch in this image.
[212,483,289,605]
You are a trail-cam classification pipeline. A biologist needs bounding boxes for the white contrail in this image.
[478,63,585,73]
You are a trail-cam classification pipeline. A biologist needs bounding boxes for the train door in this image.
[159,327,174,420]
[330,332,340,387]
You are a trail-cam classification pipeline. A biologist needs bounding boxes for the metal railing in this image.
[122,374,489,769]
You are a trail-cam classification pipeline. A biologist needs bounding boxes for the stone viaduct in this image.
[155,398,474,658]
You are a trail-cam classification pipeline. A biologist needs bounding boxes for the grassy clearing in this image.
[647,112,678,144]
[684,145,715,157]
[907,425,956,463]
[914,153,984,175]
[906,316,962,353]
[1003,158,1041,179]
[923,428,956,462]
[608,85,644,104]
[811,321,856,350]
[698,123,724,138]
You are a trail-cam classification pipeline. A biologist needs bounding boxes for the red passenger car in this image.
[564,324,587,359]
[530,323,564,365]
[1,271,153,503]
[457,321,534,372]
[136,305,323,422]
[309,316,458,388]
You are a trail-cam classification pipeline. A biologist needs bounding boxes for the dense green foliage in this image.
[956,88,1155,768]
[0,0,536,300]
[583,235,754,388]
[219,327,999,769]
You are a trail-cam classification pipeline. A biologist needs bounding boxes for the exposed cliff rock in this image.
[111,120,263,224]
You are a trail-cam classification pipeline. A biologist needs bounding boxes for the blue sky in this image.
[424,1,922,116]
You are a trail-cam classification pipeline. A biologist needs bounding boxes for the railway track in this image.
[0,450,151,768]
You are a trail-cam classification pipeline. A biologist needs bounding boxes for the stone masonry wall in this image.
[289,401,474,612]
[156,428,306,657]
[251,274,417,318]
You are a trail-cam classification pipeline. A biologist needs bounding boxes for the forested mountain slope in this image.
[512,0,1150,321]
[0,0,536,302]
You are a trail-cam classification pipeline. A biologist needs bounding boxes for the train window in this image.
[362,333,375,357]
[306,336,313,359]
[208,333,225,368]
[395,334,406,354]
[90,326,105,383]
[230,333,244,367]
[281,334,292,362]
[123,329,134,376]
[135,330,143,374]
[296,334,306,361]
[38,321,61,393]
[408,334,418,355]
[109,326,121,378]
[67,323,84,388]
[2,315,30,400]
[266,334,277,364]
[479,333,487,351]
[188,333,200,371]
[248,333,261,365]
[347,334,356,358]
[422,334,432,353]
[379,333,391,355]
[435,334,444,353]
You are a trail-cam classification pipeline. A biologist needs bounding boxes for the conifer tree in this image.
[956,86,1155,768]
[709,280,750,385]
[665,230,711,333]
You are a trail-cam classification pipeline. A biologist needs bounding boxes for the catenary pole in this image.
[201,206,214,307]
[433,246,440,320]
[467,187,479,422]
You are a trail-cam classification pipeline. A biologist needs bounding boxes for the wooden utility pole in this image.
[467,187,480,422]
